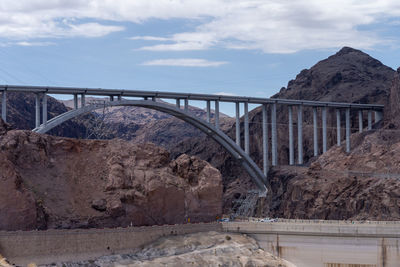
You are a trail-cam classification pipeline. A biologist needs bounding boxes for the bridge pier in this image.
[244,102,249,154]
[375,111,383,124]
[110,95,114,101]
[215,100,220,130]
[271,103,277,166]
[35,93,40,128]
[336,109,341,146]
[288,106,294,165]
[346,108,350,153]
[73,94,78,109]
[1,90,6,122]
[206,100,211,123]
[313,107,318,156]
[235,102,241,147]
[322,106,327,153]
[176,99,180,109]
[368,110,372,130]
[42,93,47,125]
[297,105,303,165]
[118,95,122,101]
[358,110,363,133]
[262,104,269,176]
[81,94,85,107]
[184,99,189,112]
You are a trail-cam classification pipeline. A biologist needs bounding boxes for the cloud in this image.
[129,36,170,41]
[214,92,238,96]
[15,41,55,46]
[0,0,400,52]
[141,58,228,67]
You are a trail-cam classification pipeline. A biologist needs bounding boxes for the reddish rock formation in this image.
[0,123,222,230]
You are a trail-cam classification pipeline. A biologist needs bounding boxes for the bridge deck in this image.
[0,84,384,109]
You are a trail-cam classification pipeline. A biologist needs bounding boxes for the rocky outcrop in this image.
[47,231,294,267]
[0,128,222,230]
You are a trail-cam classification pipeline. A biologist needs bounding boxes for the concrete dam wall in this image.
[222,220,400,267]
[0,223,221,265]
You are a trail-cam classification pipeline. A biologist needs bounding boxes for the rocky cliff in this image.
[0,121,222,231]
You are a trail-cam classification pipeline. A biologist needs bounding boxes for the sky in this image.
[0,0,400,115]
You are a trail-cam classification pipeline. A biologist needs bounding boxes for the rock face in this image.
[0,125,223,230]
[170,47,396,213]
[48,231,294,267]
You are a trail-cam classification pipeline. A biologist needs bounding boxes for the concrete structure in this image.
[0,85,384,192]
[223,220,400,267]
[0,223,221,265]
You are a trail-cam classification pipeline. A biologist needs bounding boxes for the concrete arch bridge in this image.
[0,85,384,193]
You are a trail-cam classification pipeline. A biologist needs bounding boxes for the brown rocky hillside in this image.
[0,120,222,231]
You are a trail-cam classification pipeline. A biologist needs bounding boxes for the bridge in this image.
[0,85,384,192]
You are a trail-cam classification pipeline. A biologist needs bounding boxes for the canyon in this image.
[1,47,400,231]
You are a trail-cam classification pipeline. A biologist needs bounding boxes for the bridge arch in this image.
[33,100,268,192]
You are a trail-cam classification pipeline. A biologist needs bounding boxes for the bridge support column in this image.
[184,99,188,112]
[81,94,85,107]
[375,111,382,124]
[109,95,114,101]
[35,93,40,128]
[42,93,47,125]
[346,108,350,153]
[244,102,249,154]
[176,99,180,109]
[235,102,241,147]
[313,107,318,156]
[297,105,303,165]
[336,109,341,146]
[288,106,294,165]
[368,110,372,130]
[262,104,269,177]
[1,90,6,122]
[358,110,363,133]
[322,106,327,153]
[73,94,78,109]
[215,100,220,130]
[118,95,122,101]
[271,103,277,166]
[206,100,211,123]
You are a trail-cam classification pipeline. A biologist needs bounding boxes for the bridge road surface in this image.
[222,220,400,267]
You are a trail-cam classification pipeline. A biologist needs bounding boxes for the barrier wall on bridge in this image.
[0,223,221,265]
